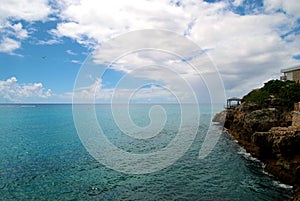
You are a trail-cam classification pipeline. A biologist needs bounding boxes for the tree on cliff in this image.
[243,80,300,110]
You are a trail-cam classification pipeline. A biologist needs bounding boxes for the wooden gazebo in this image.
[226,97,242,109]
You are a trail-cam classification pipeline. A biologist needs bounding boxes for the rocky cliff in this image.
[213,101,300,200]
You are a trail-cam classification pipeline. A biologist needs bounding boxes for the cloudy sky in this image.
[0,0,299,103]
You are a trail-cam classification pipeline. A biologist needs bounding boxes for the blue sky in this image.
[0,0,300,103]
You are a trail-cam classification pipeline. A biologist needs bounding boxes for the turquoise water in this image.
[0,104,292,200]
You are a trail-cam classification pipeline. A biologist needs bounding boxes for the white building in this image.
[280,66,300,82]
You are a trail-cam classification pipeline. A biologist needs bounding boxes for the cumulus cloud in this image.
[49,0,300,99]
[0,77,52,102]
[189,11,297,96]
[264,0,300,18]
[51,0,193,47]
[1,0,300,101]
[0,22,27,54]
[72,40,216,104]
[0,0,52,53]
[0,0,51,22]
[0,37,21,54]
[3,22,29,39]
[71,77,177,103]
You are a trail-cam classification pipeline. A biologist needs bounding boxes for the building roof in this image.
[280,65,300,73]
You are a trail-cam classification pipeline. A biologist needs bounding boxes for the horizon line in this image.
[0,102,225,105]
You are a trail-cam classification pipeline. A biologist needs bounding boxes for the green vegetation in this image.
[243,80,300,110]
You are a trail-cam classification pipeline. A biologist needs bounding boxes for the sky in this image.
[0,0,300,103]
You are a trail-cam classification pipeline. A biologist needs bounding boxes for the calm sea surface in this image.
[0,104,292,200]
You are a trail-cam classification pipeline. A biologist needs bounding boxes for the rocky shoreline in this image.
[213,102,300,200]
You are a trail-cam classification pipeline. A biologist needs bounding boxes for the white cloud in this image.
[0,77,52,102]
[0,0,52,53]
[0,37,21,53]
[71,78,177,103]
[264,0,300,18]
[282,0,300,18]
[6,22,28,39]
[71,59,81,64]
[232,0,244,7]
[189,10,298,97]
[1,0,299,101]
[0,22,28,54]
[0,0,51,22]
[73,43,215,104]
[36,39,61,45]
[51,0,193,46]
[66,49,77,55]
[49,0,300,100]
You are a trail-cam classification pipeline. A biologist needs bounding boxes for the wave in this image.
[237,146,261,163]
[273,180,293,189]
[237,145,293,191]
[262,168,273,177]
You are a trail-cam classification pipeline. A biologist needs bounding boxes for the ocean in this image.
[0,104,292,200]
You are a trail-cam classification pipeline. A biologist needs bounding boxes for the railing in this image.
[280,75,287,80]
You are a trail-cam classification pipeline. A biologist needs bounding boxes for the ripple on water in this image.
[0,105,293,200]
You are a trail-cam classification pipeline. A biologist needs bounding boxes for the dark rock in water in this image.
[213,100,300,200]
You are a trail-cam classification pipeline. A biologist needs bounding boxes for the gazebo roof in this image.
[227,97,242,101]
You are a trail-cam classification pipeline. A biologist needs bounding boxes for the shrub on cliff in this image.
[243,80,300,110]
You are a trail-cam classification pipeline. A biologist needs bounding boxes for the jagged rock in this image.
[213,101,300,200]
[251,131,275,158]
[243,108,278,141]
[224,109,235,129]
[278,130,300,159]
[212,110,226,123]
[241,102,261,112]
[292,111,300,128]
